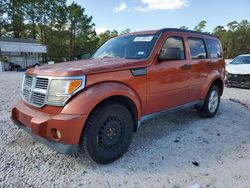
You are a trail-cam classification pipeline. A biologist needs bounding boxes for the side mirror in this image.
[158,47,182,62]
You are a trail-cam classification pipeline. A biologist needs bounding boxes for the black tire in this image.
[80,102,133,164]
[197,85,221,118]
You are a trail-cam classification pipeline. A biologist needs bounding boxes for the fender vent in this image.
[131,67,147,77]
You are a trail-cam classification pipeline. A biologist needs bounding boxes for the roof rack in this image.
[157,28,217,38]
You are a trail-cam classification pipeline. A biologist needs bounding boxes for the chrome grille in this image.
[32,92,46,106]
[22,75,49,107]
[23,88,30,101]
[24,76,33,87]
[35,78,49,90]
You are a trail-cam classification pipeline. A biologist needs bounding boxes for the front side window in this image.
[188,38,207,59]
[92,34,159,60]
[206,39,222,58]
[160,37,185,60]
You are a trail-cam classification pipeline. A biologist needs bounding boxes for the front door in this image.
[146,35,191,114]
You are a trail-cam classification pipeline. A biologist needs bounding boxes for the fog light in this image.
[51,128,62,140]
[56,130,61,139]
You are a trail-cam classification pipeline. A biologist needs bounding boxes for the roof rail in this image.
[157,28,217,38]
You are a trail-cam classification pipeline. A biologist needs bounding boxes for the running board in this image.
[137,100,204,129]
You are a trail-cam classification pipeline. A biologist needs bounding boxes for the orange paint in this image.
[12,28,225,147]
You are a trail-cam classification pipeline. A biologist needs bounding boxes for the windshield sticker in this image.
[137,51,145,55]
[133,36,153,42]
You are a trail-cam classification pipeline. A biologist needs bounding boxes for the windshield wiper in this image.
[101,56,115,58]
[101,56,125,59]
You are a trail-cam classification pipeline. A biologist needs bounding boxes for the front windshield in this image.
[230,56,250,64]
[92,34,159,60]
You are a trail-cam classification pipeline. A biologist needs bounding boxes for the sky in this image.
[67,0,250,34]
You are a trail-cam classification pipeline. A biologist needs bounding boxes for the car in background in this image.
[226,54,250,88]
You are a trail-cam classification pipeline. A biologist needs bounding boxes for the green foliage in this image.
[67,2,97,60]
[8,0,26,38]
[98,30,118,46]
[1,2,250,61]
[120,29,131,35]
[179,26,189,30]
[194,20,207,32]
[212,20,250,58]
[1,0,99,62]
[0,0,8,36]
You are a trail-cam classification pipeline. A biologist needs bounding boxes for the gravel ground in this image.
[0,72,250,188]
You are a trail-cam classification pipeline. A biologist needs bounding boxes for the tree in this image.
[120,28,131,35]
[213,25,226,40]
[0,0,98,62]
[179,26,189,30]
[50,0,68,31]
[36,0,54,45]
[98,30,118,46]
[23,0,40,39]
[227,21,238,31]
[212,20,250,58]
[0,0,8,37]
[46,0,68,62]
[194,20,207,32]
[67,2,97,60]
[8,0,25,38]
[234,20,250,56]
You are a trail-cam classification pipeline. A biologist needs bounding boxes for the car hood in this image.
[226,64,250,75]
[26,58,146,77]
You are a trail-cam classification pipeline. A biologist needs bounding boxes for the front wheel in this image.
[80,102,133,164]
[197,85,221,118]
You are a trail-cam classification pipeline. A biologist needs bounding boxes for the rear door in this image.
[146,35,191,114]
[187,37,210,100]
[205,38,224,77]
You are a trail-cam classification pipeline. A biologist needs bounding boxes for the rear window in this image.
[188,38,207,59]
[206,39,222,58]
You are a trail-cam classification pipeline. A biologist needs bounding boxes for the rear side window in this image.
[161,37,185,60]
[188,38,207,59]
[206,39,222,58]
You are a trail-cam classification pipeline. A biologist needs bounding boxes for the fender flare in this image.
[61,81,142,119]
[200,70,224,99]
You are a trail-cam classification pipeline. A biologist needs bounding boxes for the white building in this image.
[0,37,47,72]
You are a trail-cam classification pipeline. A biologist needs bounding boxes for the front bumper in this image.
[227,73,250,89]
[11,100,88,154]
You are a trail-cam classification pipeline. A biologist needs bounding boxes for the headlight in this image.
[47,76,85,106]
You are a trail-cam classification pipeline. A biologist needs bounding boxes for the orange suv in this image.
[11,28,225,164]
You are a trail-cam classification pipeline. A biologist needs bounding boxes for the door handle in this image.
[181,64,192,69]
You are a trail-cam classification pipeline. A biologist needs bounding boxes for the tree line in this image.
[182,20,250,59]
[0,0,128,62]
[1,1,249,62]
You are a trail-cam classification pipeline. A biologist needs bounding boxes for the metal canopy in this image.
[0,42,47,53]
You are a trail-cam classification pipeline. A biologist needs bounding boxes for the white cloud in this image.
[113,2,128,13]
[95,27,109,35]
[135,0,188,12]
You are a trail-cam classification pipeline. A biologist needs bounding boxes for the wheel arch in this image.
[210,78,224,96]
[200,71,224,99]
[85,95,139,133]
[62,81,142,133]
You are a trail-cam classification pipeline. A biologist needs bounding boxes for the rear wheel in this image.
[197,85,221,118]
[80,102,133,164]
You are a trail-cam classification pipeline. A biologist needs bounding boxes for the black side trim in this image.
[131,67,147,77]
[137,100,204,129]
